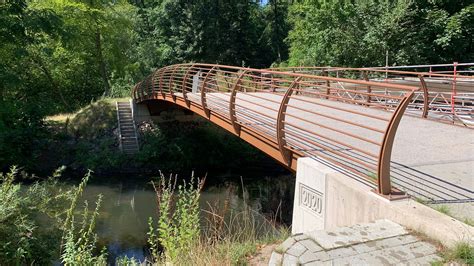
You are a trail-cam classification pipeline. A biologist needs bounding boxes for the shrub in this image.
[145,173,289,265]
[0,166,72,264]
[147,173,205,263]
[60,171,107,265]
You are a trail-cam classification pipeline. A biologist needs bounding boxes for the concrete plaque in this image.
[292,158,335,234]
[299,183,323,217]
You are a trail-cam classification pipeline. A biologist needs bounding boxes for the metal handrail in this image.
[132,63,419,196]
[269,66,474,127]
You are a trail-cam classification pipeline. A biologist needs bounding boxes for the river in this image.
[66,172,295,262]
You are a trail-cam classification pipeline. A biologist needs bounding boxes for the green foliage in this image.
[0,166,73,264]
[116,255,141,266]
[147,173,205,263]
[132,0,283,69]
[143,172,290,265]
[286,0,474,67]
[434,205,451,215]
[435,242,474,265]
[60,170,107,265]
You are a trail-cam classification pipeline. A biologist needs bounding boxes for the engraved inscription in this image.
[299,183,323,216]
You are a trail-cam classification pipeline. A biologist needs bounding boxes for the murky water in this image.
[66,173,295,261]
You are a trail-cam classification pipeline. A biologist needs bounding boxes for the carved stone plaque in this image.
[299,183,323,217]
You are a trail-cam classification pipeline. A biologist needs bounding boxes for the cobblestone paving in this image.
[269,220,441,265]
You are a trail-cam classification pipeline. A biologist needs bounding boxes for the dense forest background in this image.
[1,0,473,168]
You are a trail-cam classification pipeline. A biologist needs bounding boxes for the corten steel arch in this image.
[132,63,419,196]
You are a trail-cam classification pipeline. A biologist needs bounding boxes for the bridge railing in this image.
[132,63,419,196]
[269,66,474,127]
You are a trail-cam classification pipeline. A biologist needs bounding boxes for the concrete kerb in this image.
[292,157,474,249]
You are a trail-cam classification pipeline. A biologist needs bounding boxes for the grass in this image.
[414,197,428,204]
[434,205,451,216]
[410,230,473,266]
[464,218,474,227]
[432,242,474,265]
[44,97,131,123]
[144,174,290,265]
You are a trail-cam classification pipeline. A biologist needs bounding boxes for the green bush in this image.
[60,171,107,265]
[0,166,72,264]
[147,173,205,263]
[143,173,289,265]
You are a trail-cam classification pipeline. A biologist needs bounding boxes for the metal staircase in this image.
[116,101,139,154]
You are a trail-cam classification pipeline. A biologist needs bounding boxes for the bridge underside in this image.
[139,94,299,170]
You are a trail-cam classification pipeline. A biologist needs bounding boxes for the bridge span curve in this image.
[132,63,473,204]
[132,63,420,196]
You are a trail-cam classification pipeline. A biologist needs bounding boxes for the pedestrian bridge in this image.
[132,63,473,203]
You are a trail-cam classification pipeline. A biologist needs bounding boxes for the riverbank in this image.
[0,166,294,264]
[15,98,288,178]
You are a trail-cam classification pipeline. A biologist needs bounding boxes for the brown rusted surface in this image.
[132,63,420,196]
[277,77,301,167]
[229,70,248,135]
[270,66,474,127]
[377,90,414,194]
[418,75,429,118]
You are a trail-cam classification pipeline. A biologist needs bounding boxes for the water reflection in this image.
[71,174,294,261]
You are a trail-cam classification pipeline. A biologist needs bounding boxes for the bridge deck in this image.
[184,92,473,205]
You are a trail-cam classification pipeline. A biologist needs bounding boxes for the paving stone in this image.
[311,251,331,262]
[299,250,317,264]
[404,241,438,258]
[352,240,379,254]
[352,234,419,254]
[299,239,323,253]
[275,220,441,266]
[404,254,442,265]
[282,254,298,266]
[293,233,309,241]
[327,246,358,260]
[349,251,394,265]
[286,241,307,257]
[269,252,283,266]
[279,237,297,252]
[307,219,407,249]
[374,234,419,249]
[304,260,332,266]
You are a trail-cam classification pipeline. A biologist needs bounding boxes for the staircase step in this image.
[117,101,139,154]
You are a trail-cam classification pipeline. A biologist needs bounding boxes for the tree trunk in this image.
[32,55,70,110]
[95,30,110,97]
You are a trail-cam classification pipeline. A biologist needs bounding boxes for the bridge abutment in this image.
[133,100,199,124]
[292,157,473,248]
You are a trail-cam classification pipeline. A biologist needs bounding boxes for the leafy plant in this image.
[0,166,72,264]
[147,173,205,263]
[60,171,107,265]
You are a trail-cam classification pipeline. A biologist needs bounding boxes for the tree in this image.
[286,0,473,67]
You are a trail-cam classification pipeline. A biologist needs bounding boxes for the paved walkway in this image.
[269,220,441,265]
